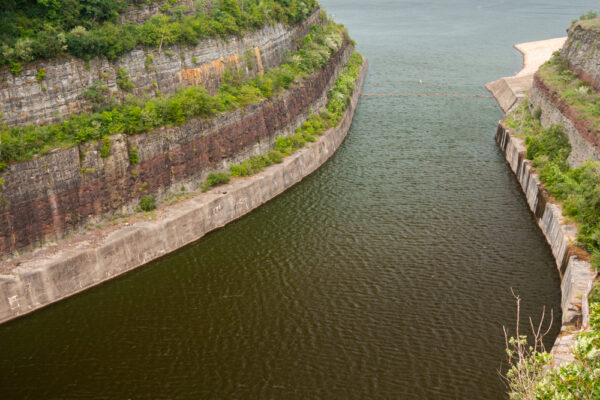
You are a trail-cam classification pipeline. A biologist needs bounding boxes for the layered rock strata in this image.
[0,59,368,325]
[0,9,322,127]
[0,41,353,255]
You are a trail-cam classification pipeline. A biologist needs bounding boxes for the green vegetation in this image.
[36,68,46,82]
[129,146,139,164]
[505,287,600,399]
[230,150,283,177]
[506,100,600,268]
[505,96,600,398]
[0,20,348,164]
[201,171,229,191]
[9,62,22,76]
[100,136,112,157]
[220,50,363,184]
[0,0,317,67]
[537,54,600,131]
[116,67,135,92]
[138,194,156,211]
[79,80,114,112]
[581,10,598,20]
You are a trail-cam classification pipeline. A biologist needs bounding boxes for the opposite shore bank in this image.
[0,60,368,325]
[489,41,596,365]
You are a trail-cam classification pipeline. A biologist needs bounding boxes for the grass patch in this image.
[201,172,229,192]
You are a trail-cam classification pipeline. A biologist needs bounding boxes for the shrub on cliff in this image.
[201,172,230,192]
[138,194,156,212]
[526,125,570,169]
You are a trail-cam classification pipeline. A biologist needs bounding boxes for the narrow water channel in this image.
[0,1,596,399]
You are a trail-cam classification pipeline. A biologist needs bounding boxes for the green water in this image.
[0,1,597,398]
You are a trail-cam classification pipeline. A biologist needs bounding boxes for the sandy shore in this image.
[514,37,567,77]
[486,37,566,112]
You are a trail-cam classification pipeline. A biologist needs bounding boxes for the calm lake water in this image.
[0,1,597,399]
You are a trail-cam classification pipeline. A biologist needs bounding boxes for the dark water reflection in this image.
[0,1,596,398]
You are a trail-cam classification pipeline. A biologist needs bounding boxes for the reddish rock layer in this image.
[0,42,352,255]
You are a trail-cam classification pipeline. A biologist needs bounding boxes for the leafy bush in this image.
[139,194,156,211]
[116,68,135,92]
[100,136,112,158]
[9,62,22,76]
[267,149,284,164]
[525,125,570,168]
[129,146,139,165]
[36,68,46,83]
[201,171,230,192]
[80,80,114,112]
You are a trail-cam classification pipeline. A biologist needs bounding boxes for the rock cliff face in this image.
[528,23,600,168]
[0,41,353,255]
[0,9,322,127]
[0,57,368,325]
[561,22,600,89]
[529,76,600,167]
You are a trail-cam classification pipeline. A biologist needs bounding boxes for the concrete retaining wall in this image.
[495,124,597,365]
[0,59,368,325]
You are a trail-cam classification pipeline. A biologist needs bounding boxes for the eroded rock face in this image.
[0,60,368,325]
[0,9,321,127]
[529,76,600,167]
[0,43,353,255]
[561,23,600,89]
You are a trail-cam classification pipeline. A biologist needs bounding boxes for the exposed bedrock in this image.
[0,42,354,255]
[0,9,322,127]
[529,75,600,167]
[0,59,368,325]
[561,22,600,90]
